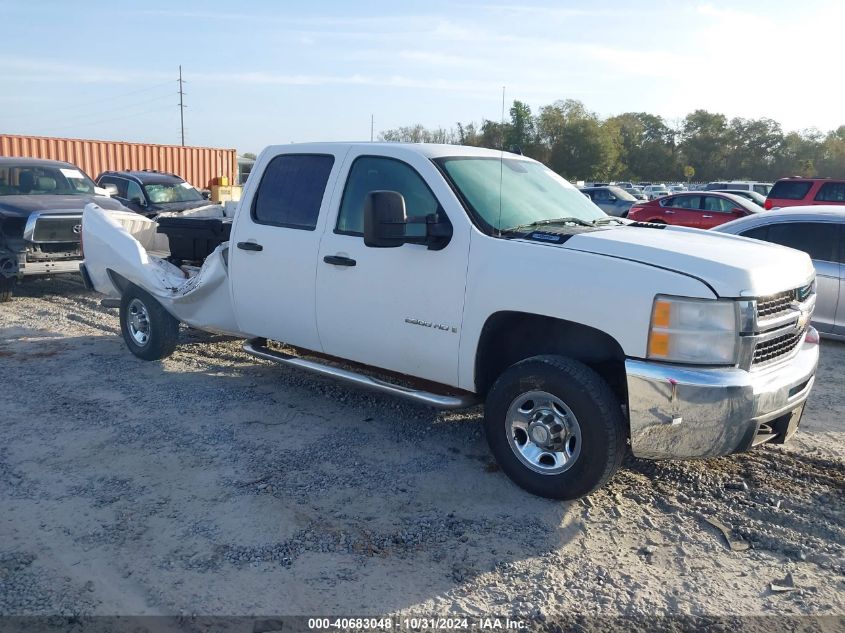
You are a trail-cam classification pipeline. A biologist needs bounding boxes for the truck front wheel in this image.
[119,286,180,361]
[484,355,625,499]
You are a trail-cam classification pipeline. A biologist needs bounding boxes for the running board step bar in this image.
[243,338,478,410]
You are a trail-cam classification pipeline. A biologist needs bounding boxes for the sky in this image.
[2,0,843,154]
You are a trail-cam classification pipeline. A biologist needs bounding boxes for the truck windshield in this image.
[435,156,605,233]
[144,182,204,204]
[0,164,96,196]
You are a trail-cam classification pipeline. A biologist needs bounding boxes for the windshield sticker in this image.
[60,168,84,179]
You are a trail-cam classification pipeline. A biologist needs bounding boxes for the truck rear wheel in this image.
[119,286,180,360]
[484,355,625,500]
[0,276,14,302]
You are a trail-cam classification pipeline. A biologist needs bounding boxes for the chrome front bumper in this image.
[626,334,819,460]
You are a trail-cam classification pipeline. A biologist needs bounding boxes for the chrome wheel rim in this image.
[506,390,582,475]
[127,298,151,347]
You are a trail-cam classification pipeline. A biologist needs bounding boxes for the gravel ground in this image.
[1,276,843,624]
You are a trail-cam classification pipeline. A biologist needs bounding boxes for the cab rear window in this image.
[768,181,812,200]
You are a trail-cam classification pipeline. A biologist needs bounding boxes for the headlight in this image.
[648,295,739,365]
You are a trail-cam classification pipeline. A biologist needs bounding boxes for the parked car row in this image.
[705,181,773,196]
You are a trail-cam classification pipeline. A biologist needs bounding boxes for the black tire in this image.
[484,355,625,500]
[0,277,14,302]
[119,285,180,360]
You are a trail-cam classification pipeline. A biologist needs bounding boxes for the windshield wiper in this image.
[502,217,596,233]
[591,216,626,226]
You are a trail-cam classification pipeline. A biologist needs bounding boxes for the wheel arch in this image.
[106,268,132,294]
[474,311,628,405]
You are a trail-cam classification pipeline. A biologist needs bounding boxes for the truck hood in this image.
[561,224,815,297]
[0,195,126,218]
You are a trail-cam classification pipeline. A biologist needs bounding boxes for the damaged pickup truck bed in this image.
[81,143,820,499]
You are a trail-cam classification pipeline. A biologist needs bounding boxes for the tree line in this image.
[379,99,845,183]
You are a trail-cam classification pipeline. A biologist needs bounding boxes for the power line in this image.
[1,80,175,120]
[37,104,174,135]
[41,92,174,125]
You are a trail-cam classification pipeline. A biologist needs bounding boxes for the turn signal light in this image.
[648,331,670,356]
[652,299,672,328]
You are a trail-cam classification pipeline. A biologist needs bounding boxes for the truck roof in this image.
[264,142,530,161]
[0,156,78,168]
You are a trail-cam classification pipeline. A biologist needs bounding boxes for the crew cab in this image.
[80,143,820,499]
[0,157,124,301]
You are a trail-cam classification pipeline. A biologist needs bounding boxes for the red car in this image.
[764,177,845,210]
[626,191,760,228]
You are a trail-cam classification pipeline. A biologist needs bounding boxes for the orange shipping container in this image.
[0,133,237,190]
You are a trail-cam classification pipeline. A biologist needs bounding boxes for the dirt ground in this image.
[1,276,843,624]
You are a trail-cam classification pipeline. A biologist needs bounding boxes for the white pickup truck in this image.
[80,143,820,499]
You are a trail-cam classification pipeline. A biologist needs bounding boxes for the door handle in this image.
[665,210,675,214]
[702,215,713,218]
[323,255,356,267]
[237,241,263,251]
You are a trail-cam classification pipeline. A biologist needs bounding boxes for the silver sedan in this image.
[714,207,845,340]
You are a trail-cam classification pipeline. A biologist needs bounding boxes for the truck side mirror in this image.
[364,190,453,251]
[364,191,407,248]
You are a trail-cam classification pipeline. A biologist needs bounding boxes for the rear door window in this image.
[703,196,733,212]
[766,222,839,262]
[814,181,845,202]
[768,180,813,200]
[252,154,335,230]
[753,184,771,196]
[672,195,702,209]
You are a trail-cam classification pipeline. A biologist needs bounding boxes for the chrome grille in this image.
[756,291,793,319]
[795,283,813,302]
[752,330,803,367]
[31,216,82,243]
[746,282,815,369]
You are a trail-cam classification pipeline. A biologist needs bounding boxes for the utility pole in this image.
[370,114,374,142]
[178,65,186,146]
